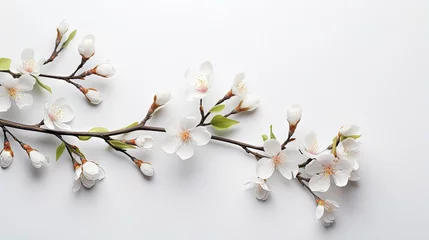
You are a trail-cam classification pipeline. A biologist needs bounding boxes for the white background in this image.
[0,0,428,239]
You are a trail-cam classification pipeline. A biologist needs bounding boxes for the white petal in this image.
[316,152,335,166]
[305,160,324,175]
[283,148,305,163]
[74,167,82,181]
[277,161,298,179]
[335,158,353,172]
[309,174,331,192]
[55,104,74,122]
[180,117,198,130]
[349,171,361,181]
[98,166,106,180]
[256,157,275,179]
[16,74,36,91]
[333,170,350,187]
[302,131,319,156]
[186,88,207,101]
[326,199,340,208]
[316,205,325,220]
[255,186,269,201]
[53,121,71,130]
[44,116,55,130]
[199,61,213,77]
[165,119,181,135]
[260,181,271,192]
[14,92,33,109]
[162,137,181,154]
[72,180,82,192]
[81,177,96,188]
[243,181,258,190]
[82,161,100,180]
[0,74,16,88]
[0,87,11,112]
[21,48,34,61]
[341,138,360,151]
[263,139,281,157]
[191,126,211,146]
[176,143,194,160]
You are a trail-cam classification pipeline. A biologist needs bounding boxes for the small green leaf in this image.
[210,115,239,130]
[108,139,136,150]
[269,125,276,139]
[121,121,139,130]
[56,142,66,161]
[61,29,77,48]
[34,76,52,93]
[0,58,11,70]
[78,127,109,141]
[262,134,268,142]
[209,104,225,113]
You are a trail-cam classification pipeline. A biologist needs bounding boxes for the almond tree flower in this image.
[72,160,105,192]
[0,141,14,168]
[336,138,361,170]
[78,34,95,59]
[162,117,211,160]
[243,177,271,201]
[27,149,49,168]
[17,48,44,77]
[185,61,213,101]
[57,19,69,37]
[300,131,323,159]
[256,139,300,180]
[44,98,74,130]
[315,199,339,226]
[305,153,353,192]
[94,63,116,78]
[339,125,362,139]
[231,72,248,98]
[0,74,36,111]
[287,104,302,132]
[134,159,154,177]
[125,135,153,149]
[235,94,259,112]
[80,87,102,105]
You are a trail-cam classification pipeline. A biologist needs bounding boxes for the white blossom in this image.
[336,138,361,170]
[256,139,300,180]
[73,161,105,192]
[154,91,172,106]
[185,61,213,101]
[243,177,271,201]
[339,125,362,138]
[162,117,211,160]
[29,150,49,168]
[83,88,102,105]
[0,74,35,111]
[94,63,116,78]
[140,162,154,177]
[57,19,69,36]
[287,104,302,126]
[237,94,259,112]
[231,72,248,98]
[0,148,13,169]
[305,152,353,192]
[300,131,323,159]
[78,34,95,59]
[133,135,153,149]
[316,199,339,226]
[44,98,74,130]
[17,48,44,76]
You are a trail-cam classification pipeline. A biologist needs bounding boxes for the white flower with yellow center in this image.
[0,74,36,111]
[243,177,271,201]
[231,72,248,98]
[185,61,213,101]
[256,139,300,180]
[17,48,44,76]
[300,131,323,159]
[44,98,74,130]
[315,199,339,226]
[162,117,211,160]
[305,152,353,192]
[336,138,361,170]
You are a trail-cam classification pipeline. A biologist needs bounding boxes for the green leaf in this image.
[78,127,109,141]
[209,104,225,113]
[262,134,268,142]
[56,142,66,161]
[121,121,139,130]
[0,58,11,70]
[108,139,136,150]
[269,125,276,139]
[210,115,239,130]
[34,76,52,93]
[61,29,77,48]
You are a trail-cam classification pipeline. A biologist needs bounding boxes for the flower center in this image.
[235,81,247,94]
[8,88,17,98]
[180,130,191,142]
[48,113,57,121]
[23,59,36,73]
[194,75,208,93]
[324,165,334,176]
[273,155,282,165]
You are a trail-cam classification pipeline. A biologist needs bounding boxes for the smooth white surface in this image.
[0,0,428,239]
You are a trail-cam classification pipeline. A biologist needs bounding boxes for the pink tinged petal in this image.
[305,160,324,175]
[0,87,11,112]
[303,131,319,155]
[21,48,34,61]
[180,117,198,130]
[44,116,55,130]
[349,171,361,181]
[176,143,194,160]
[191,126,211,146]
[162,137,181,154]
[199,61,213,78]
[316,205,325,220]
[256,157,275,179]
[277,161,299,179]
[333,170,350,187]
[54,121,71,130]
[14,92,33,109]
[72,180,82,192]
[165,119,181,135]
[309,174,331,192]
[263,139,281,157]
[186,88,207,101]
[16,74,36,91]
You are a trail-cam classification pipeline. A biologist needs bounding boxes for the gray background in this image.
[0,0,427,239]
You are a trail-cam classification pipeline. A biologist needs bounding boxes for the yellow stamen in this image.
[8,88,17,98]
[180,130,191,142]
[324,165,334,176]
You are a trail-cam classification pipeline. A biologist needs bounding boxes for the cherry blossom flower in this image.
[44,98,74,130]
[315,199,339,226]
[78,34,95,59]
[162,117,211,160]
[73,160,105,192]
[300,131,323,159]
[231,72,248,98]
[336,138,361,170]
[236,94,259,112]
[185,61,213,101]
[243,177,271,201]
[339,125,362,138]
[305,153,353,192]
[0,74,36,111]
[256,139,300,180]
[17,48,44,76]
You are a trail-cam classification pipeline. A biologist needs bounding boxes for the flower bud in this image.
[29,150,49,168]
[154,91,172,106]
[140,162,154,177]
[81,160,101,181]
[134,135,154,149]
[0,141,14,169]
[81,87,103,105]
[94,63,116,78]
[339,125,362,138]
[287,104,302,130]
[236,94,259,112]
[78,34,95,59]
[57,19,69,36]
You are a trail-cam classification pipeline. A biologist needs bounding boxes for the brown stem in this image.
[70,57,87,76]
[199,99,205,121]
[299,158,314,168]
[198,93,232,125]
[297,174,320,200]
[242,146,265,159]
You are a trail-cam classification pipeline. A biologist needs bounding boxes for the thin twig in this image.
[298,158,314,168]
[297,174,320,200]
